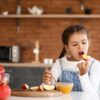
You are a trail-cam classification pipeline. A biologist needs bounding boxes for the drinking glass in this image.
[3,73,10,84]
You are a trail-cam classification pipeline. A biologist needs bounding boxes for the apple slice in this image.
[82,54,89,61]
[30,86,39,91]
[22,83,29,90]
[37,85,44,91]
[43,84,55,91]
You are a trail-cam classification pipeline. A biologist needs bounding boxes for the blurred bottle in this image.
[16,5,21,14]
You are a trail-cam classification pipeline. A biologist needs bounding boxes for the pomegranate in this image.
[0,84,11,100]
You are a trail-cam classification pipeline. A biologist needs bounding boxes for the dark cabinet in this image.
[5,67,45,89]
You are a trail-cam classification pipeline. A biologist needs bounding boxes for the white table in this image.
[9,92,100,100]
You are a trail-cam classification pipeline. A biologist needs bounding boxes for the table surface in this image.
[9,92,100,100]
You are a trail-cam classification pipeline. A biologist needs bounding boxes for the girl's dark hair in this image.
[59,24,88,58]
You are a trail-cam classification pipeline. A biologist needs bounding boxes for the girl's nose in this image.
[78,43,83,50]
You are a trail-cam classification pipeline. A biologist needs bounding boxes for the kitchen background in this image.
[0,0,100,63]
[0,0,100,89]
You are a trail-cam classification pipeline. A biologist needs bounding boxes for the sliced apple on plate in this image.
[21,83,29,90]
[30,86,39,91]
[43,84,55,91]
[38,85,44,91]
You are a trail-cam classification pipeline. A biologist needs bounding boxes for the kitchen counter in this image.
[0,62,51,67]
[9,92,100,100]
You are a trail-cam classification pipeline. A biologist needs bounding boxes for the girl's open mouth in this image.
[79,51,84,56]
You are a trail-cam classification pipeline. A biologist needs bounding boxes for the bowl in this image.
[1,11,8,16]
[56,82,73,94]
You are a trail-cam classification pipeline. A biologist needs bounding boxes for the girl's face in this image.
[65,32,90,61]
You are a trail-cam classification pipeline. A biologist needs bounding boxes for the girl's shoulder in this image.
[53,56,67,66]
[55,56,66,62]
[90,57,100,64]
[52,57,66,67]
[89,57,100,70]
[54,56,80,72]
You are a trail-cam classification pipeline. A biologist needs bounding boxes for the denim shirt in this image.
[59,59,95,91]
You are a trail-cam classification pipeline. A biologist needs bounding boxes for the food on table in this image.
[43,84,55,91]
[30,86,39,91]
[22,83,29,90]
[56,82,73,93]
[21,83,55,92]
[37,85,44,91]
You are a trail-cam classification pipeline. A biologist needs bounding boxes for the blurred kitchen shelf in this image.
[0,62,51,67]
[0,14,100,18]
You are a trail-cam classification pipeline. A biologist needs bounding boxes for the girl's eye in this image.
[72,44,77,46]
[82,42,87,44]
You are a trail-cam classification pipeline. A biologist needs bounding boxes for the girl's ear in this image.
[64,45,70,53]
[64,45,68,51]
[64,45,71,58]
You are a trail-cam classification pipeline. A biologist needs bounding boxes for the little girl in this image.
[43,24,100,92]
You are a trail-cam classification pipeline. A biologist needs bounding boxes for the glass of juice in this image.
[56,82,73,94]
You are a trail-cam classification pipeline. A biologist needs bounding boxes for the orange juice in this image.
[56,82,73,93]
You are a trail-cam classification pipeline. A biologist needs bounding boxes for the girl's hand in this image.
[77,60,89,75]
[43,68,52,85]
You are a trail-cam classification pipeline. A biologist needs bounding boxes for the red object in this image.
[0,65,5,83]
[0,84,11,100]
[22,83,29,90]
[0,65,11,99]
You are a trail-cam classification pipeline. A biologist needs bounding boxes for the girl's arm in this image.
[43,60,61,85]
[78,60,100,92]
[51,60,61,82]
